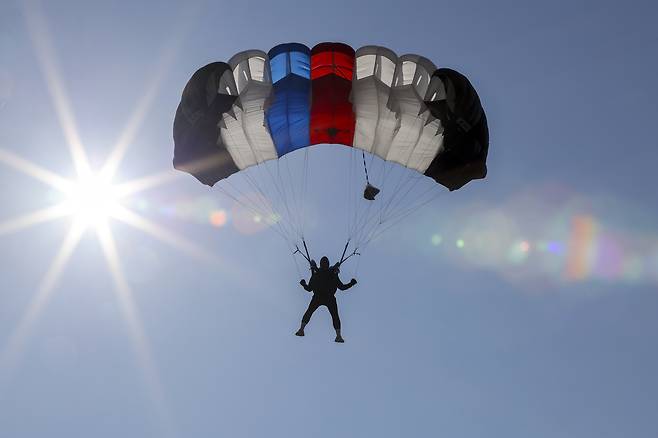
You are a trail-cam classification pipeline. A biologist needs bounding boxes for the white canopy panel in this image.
[351,46,399,158]
[386,54,443,172]
[221,50,277,170]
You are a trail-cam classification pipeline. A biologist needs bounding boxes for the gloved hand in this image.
[350,278,357,285]
[300,279,307,287]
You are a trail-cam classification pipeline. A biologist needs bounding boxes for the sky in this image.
[1,0,658,437]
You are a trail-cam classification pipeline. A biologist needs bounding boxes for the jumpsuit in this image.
[301,267,354,329]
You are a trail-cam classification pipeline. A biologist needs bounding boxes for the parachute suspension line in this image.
[216,184,290,243]
[361,174,429,247]
[283,151,304,241]
[352,154,380,273]
[295,151,307,240]
[275,158,300,241]
[384,174,427,220]
[246,162,302,246]
[280,224,304,279]
[382,165,433,224]
[351,153,389,245]
[348,149,360,238]
[351,195,377,247]
[347,147,359,241]
[268,157,308,276]
[222,173,274,226]
[362,150,370,185]
[339,148,368,269]
[338,239,360,265]
[346,149,380,249]
[363,188,446,247]
[374,160,420,228]
[343,168,355,256]
[347,148,371,245]
[219,127,296,242]
[300,147,311,240]
[346,146,353,239]
[282,147,313,270]
[368,184,447,246]
[303,239,311,262]
[279,156,300,237]
[270,155,306,243]
[350,154,430,253]
[243,167,293,239]
[258,159,300,240]
[351,250,363,279]
[290,242,304,278]
[350,153,394,259]
[292,237,313,269]
[283,155,304,238]
[376,163,411,223]
[380,188,440,231]
[356,174,444,253]
[224,122,273,219]
[378,172,423,223]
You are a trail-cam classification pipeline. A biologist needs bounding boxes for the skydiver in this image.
[296,256,357,343]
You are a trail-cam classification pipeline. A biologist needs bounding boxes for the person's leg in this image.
[296,296,320,336]
[326,298,343,342]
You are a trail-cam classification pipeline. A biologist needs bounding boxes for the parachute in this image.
[173,42,488,270]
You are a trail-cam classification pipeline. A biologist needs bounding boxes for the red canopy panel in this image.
[310,42,355,146]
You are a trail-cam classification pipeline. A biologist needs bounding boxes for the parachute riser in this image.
[293,239,314,271]
[337,239,360,267]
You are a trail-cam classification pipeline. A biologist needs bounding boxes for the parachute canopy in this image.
[173,42,488,191]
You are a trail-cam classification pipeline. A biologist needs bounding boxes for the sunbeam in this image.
[113,169,181,198]
[0,148,72,192]
[112,205,222,265]
[99,78,162,181]
[0,203,72,236]
[2,3,211,432]
[96,223,173,435]
[100,58,175,182]
[99,3,193,183]
[0,221,84,379]
[23,0,91,178]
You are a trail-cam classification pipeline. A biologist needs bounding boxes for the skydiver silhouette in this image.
[296,256,357,343]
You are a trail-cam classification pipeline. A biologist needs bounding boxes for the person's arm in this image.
[300,276,314,292]
[337,276,357,291]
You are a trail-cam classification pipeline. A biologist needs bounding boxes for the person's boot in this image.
[295,323,306,337]
[334,329,344,343]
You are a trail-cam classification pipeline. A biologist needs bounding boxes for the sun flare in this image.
[0,3,205,431]
[63,174,121,228]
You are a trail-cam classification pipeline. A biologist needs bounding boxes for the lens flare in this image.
[209,210,227,227]
[565,215,598,281]
[414,183,658,288]
[508,240,530,264]
[63,174,120,228]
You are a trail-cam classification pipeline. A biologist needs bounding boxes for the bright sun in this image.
[63,174,120,228]
[0,5,222,429]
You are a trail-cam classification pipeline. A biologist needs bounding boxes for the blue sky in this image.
[1,0,657,437]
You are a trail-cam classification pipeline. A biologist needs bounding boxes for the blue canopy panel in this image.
[266,43,311,156]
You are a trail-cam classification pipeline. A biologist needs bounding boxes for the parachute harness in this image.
[293,238,360,271]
